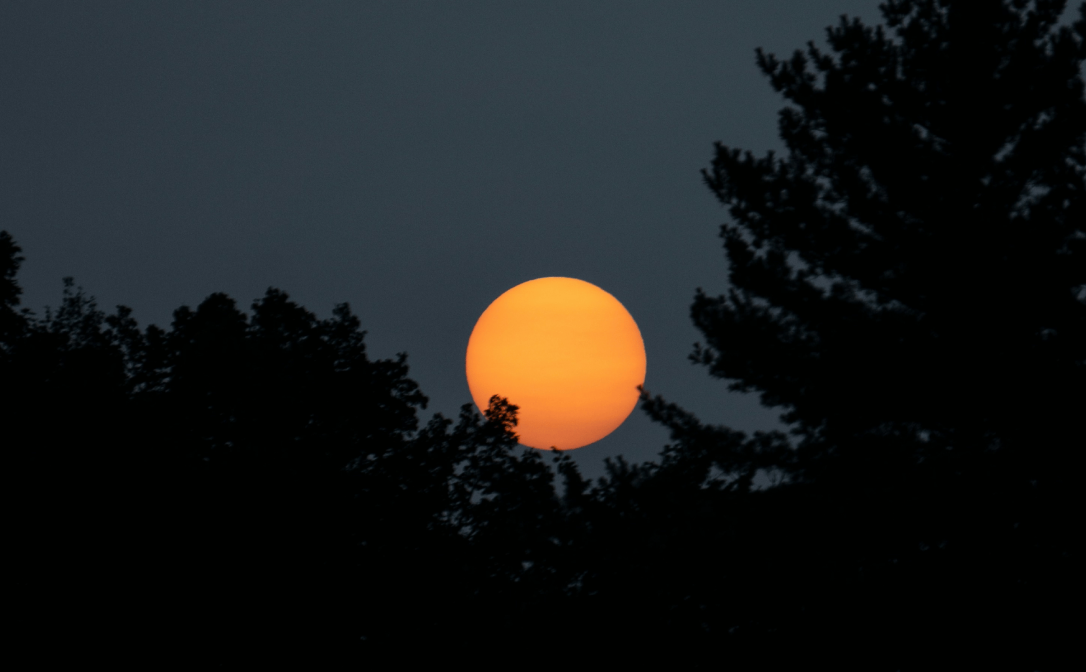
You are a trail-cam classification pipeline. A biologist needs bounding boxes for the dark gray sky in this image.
[1,0,883,479]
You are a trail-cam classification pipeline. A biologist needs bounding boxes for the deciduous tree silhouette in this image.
[5,1,1083,666]
[1,242,585,663]
[0,231,26,343]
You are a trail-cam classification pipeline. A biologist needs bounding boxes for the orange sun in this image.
[465,277,646,450]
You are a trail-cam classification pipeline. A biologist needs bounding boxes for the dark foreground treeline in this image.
[4,1,1084,667]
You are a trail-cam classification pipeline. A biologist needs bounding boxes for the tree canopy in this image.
[3,1,1082,667]
[640,0,1084,663]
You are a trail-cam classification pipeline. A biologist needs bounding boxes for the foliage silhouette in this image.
[3,0,1083,667]
[1,259,586,663]
[633,0,1085,665]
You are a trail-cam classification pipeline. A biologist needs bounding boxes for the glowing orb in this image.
[465,277,646,450]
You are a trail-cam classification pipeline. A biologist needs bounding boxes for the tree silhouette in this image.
[4,1,1083,666]
[633,0,1084,665]
[0,244,587,663]
[0,231,26,343]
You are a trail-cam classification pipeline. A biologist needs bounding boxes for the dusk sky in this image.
[1,1,885,478]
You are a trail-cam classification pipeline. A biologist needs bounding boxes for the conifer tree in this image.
[651,0,1084,500]
[636,0,1084,662]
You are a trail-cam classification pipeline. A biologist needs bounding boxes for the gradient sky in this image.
[1,0,885,479]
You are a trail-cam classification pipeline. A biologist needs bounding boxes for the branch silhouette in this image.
[3,1,1082,666]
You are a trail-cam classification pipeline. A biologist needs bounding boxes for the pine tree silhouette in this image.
[3,1,1082,666]
[630,0,1084,665]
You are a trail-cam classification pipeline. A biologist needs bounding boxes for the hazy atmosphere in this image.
[1,1,885,476]
[6,2,1081,664]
